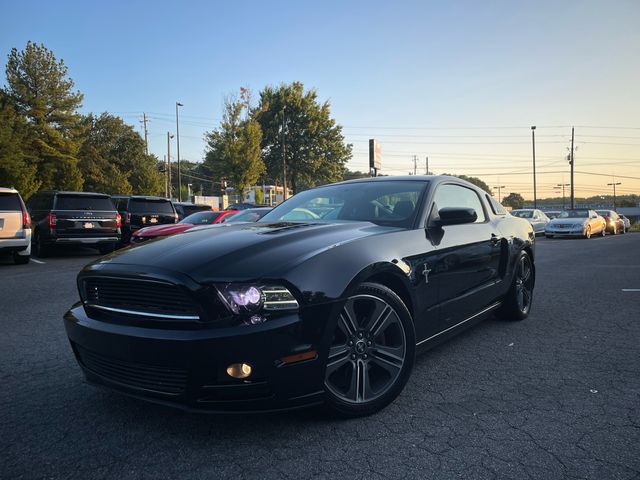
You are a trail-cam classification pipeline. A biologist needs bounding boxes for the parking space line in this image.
[621,289,640,292]
[31,259,46,264]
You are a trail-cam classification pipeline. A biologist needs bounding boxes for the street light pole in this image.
[282,105,287,201]
[556,183,570,210]
[570,127,575,209]
[607,181,622,209]
[425,156,429,175]
[493,185,505,203]
[167,132,174,199]
[531,126,537,209]
[175,102,183,201]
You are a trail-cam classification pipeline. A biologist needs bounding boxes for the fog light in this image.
[227,363,252,379]
[249,314,266,325]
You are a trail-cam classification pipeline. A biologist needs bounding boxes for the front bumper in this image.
[64,302,337,412]
[545,229,584,237]
[54,236,119,245]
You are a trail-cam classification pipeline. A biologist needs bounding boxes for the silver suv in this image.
[0,187,32,264]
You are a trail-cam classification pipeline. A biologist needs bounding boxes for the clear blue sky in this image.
[2,0,639,198]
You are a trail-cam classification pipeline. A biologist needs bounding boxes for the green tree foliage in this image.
[77,113,163,195]
[502,192,525,209]
[4,42,84,190]
[0,91,40,198]
[204,94,265,193]
[256,82,352,193]
[204,93,264,195]
[442,173,493,195]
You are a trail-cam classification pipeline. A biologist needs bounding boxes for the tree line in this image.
[0,42,353,201]
[0,42,164,199]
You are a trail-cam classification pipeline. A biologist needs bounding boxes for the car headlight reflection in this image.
[216,284,299,315]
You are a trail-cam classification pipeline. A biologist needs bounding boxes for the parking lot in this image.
[1,234,639,480]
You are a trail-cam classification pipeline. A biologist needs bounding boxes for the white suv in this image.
[0,187,32,264]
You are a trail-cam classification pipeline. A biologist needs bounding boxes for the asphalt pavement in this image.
[1,235,639,479]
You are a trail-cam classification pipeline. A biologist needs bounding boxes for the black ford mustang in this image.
[64,176,535,416]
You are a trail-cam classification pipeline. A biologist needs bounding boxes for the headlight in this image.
[216,284,299,315]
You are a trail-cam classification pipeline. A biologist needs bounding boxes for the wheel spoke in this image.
[342,300,360,334]
[516,286,524,310]
[523,287,532,307]
[369,305,394,338]
[338,311,358,338]
[345,360,367,402]
[370,345,404,375]
[325,346,351,376]
[521,262,531,283]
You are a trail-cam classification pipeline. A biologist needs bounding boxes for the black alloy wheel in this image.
[324,283,415,417]
[497,251,534,321]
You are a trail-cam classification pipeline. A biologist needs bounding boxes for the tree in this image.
[502,192,525,209]
[5,42,85,191]
[203,93,264,195]
[0,90,40,198]
[256,82,352,193]
[343,170,371,181]
[442,173,493,195]
[77,113,163,195]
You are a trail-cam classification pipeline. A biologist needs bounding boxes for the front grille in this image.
[76,345,187,395]
[84,277,199,319]
[554,223,576,229]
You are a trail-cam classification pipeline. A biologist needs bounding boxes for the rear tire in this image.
[13,252,30,264]
[601,226,606,237]
[497,251,534,321]
[324,282,415,417]
[32,231,50,258]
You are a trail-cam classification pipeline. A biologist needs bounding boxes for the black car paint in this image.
[64,176,535,412]
[27,191,120,250]
[112,195,178,244]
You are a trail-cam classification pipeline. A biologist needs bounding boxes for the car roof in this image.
[328,174,486,192]
[0,187,19,194]
[38,190,111,197]
[175,202,210,207]
[113,195,171,201]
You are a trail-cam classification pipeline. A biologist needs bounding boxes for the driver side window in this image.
[432,184,486,223]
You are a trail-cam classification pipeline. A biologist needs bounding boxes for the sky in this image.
[1,0,639,200]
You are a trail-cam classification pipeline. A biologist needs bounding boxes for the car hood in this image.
[548,218,587,226]
[100,221,397,282]
[134,223,193,237]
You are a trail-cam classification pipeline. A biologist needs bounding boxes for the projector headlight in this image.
[216,284,299,315]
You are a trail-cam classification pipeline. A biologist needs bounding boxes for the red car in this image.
[130,210,238,244]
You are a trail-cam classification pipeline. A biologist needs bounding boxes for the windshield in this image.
[225,209,271,223]
[129,199,175,214]
[512,210,533,218]
[261,180,428,228]
[180,211,222,225]
[558,210,589,219]
[595,211,609,217]
[55,195,114,211]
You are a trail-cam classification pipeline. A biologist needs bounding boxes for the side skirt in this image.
[415,301,502,353]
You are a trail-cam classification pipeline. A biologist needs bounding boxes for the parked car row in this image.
[510,208,631,239]
[1,186,274,264]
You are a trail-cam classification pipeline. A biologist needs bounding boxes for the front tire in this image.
[324,282,415,417]
[584,226,591,239]
[497,251,534,321]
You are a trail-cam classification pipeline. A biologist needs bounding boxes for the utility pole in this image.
[175,102,183,201]
[167,132,174,199]
[425,156,429,175]
[163,155,167,198]
[282,105,288,200]
[493,185,505,203]
[556,183,570,210]
[531,126,537,208]
[141,113,149,155]
[570,127,575,209]
[413,155,417,176]
[607,181,622,209]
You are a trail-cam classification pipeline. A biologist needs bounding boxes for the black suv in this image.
[27,191,121,257]
[112,195,177,245]
[173,202,212,220]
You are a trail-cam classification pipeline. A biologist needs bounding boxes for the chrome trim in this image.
[55,237,118,243]
[416,301,502,347]
[84,303,200,320]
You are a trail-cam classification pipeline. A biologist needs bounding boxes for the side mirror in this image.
[435,207,477,226]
